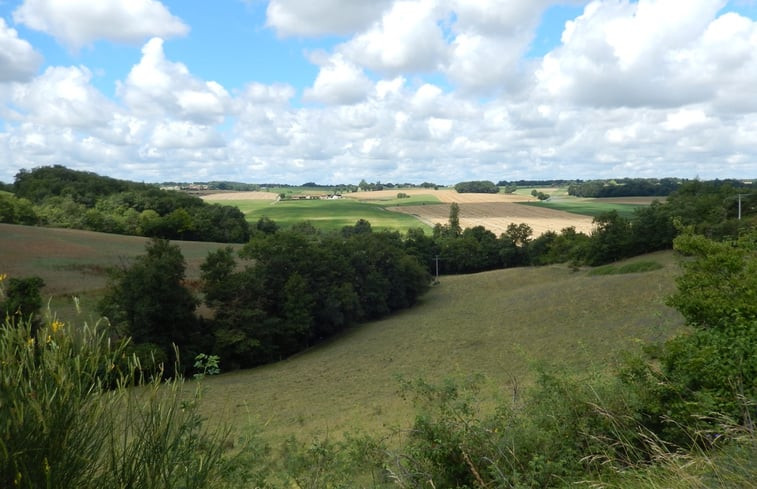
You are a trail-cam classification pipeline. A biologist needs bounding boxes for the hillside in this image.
[196,252,684,442]
[0,222,234,296]
[0,222,685,444]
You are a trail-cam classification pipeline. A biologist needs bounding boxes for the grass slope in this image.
[0,223,236,320]
[198,252,684,443]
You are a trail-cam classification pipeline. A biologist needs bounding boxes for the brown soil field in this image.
[392,202,596,236]
[0,223,233,296]
[347,189,536,203]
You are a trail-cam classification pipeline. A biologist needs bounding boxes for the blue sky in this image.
[1,0,756,184]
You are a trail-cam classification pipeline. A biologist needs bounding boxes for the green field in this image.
[520,199,645,218]
[209,198,433,233]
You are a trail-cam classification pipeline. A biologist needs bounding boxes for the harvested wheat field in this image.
[347,188,537,203]
[392,202,596,236]
[201,191,279,201]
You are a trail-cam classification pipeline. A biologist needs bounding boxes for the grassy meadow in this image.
[196,251,684,444]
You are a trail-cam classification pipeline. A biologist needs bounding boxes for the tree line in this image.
[99,220,431,372]
[1,165,250,242]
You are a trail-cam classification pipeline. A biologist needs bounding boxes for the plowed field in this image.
[201,191,279,201]
[391,202,595,236]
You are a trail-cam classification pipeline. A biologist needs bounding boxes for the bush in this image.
[0,312,246,489]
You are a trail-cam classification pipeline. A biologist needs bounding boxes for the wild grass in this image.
[196,251,684,445]
[588,260,664,276]
[0,310,241,489]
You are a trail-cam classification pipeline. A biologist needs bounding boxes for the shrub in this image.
[0,313,247,489]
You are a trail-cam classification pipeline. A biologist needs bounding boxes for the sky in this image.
[1,0,757,185]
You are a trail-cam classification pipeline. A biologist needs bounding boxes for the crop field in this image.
[196,251,684,443]
[522,199,646,219]
[206,189,602,236]
[392,202,596,235]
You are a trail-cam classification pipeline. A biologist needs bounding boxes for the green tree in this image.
[1,276,45,330]
[99,238,200,370]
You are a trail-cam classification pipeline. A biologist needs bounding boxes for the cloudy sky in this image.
[1,0,756,185]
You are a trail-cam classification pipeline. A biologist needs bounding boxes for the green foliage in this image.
[1,275,44,320]
[568,178,682,198]
[193,352,221,379]
[200,223,431,368]
[0,193,38,225]
[454,180,500,193]
[12,165,250,243]
[531,189,550,200]
[666,231,757,328]
[99,238,201,372]
[0,315,243,489]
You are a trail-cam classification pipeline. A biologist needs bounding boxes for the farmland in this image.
[204,188,620,236]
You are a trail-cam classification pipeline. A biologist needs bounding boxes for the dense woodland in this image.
[1,166,250,242]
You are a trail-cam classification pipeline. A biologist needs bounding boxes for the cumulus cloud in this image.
[338,0,448,73]
[12,0,188,50]
[534,0,740,108]
[3,1,757,184]
[117,38,231,124]
[266,0,393,36]
[303,53,373,105]
[0,18,42,82]
[10,66,118,127]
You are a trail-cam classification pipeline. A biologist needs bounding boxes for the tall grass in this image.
[0,308,246,489]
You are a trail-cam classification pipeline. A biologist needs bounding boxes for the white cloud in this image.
[10,66,118,127]
[150,121,225,149]
[3,1,757,184]
[534,0,735,108]
[0,18,42,82]
[12,0,188,50]
[303,53,373,105]
[266,0,393,36]
[338,0,448,73]
[117,38,231,124]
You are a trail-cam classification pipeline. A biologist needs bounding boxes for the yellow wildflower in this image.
[27,337,35,347]
[51,320,64,333]
[0,273,7,282]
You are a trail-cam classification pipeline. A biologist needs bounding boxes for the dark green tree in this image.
[1,276,45,331]
[99,238,200,370]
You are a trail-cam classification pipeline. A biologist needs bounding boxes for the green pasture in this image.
[210,198,432,233]
[196,250,684,444]
[520,199,644,219]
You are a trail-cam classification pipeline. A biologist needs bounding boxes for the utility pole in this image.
[738,193,744,220]
[434,255,440,284]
